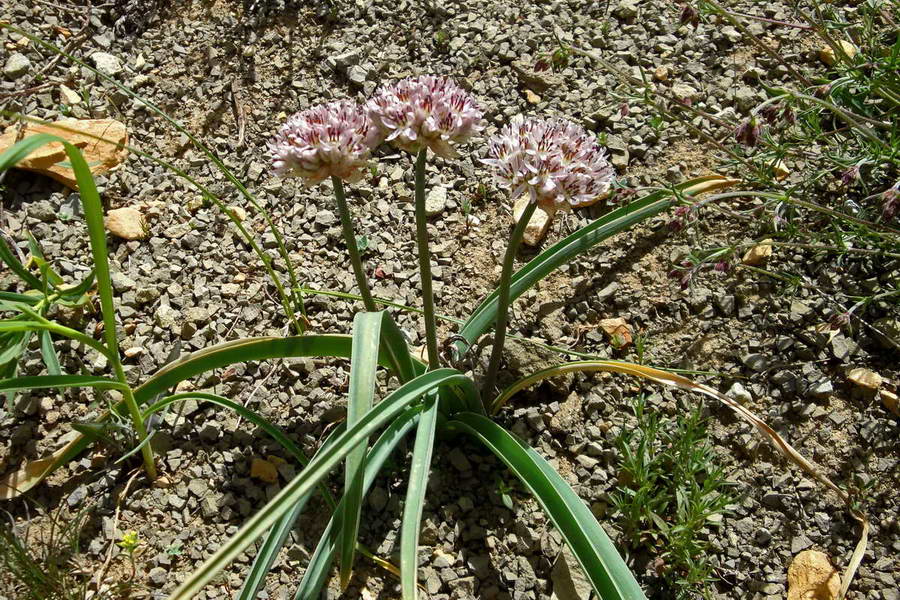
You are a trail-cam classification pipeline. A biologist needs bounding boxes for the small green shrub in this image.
[612,396,734,598]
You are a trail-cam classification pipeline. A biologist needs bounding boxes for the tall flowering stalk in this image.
[367,76,484,369]
[270,100,381,312]
[481,117,614,399]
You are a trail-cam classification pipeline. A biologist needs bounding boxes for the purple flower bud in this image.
[270,100,379,186]
[735,117,761,147]
[840,165,860,187]
[680,4,700,28]
[760,104,780,125]
[882,183,899,220]
[365,75,485,159]
[829,312,850,330]
[714,260,730,273]
[483,117,615,211]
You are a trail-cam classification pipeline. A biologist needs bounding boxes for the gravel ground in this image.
[1,1,898,599]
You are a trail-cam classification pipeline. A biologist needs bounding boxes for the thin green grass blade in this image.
[0,292,41,305]
[378,312,421,383]
[237,425,345,600]
[340,312,383,589]
[0,335,362,498]
[0,331,29,366]
[0,224,43,291]
[400,395,439,600]
[295,406,421,599]
[453,176,735,358]
[446,412,646,600]
[168,368,469,599]
[0,375,127,393]
[39,331,61,376]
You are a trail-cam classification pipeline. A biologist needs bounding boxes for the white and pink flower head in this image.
[365,75,484,159]
[483,117,614,211]
[270,100,380,186]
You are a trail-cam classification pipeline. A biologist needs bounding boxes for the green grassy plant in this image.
[612,396,734,598]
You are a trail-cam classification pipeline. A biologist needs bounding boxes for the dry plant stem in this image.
[331,177,376,312]
[413,148,440,369]
[482,201,537,402]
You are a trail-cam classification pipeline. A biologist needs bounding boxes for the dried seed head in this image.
[270,100,379,185]
[483,117,615,211]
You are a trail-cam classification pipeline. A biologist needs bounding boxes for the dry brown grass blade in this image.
[0,450,66,500]
[492,360,868,599]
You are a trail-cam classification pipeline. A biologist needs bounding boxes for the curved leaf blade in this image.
[168,368,470,599]
[446,412,645,600]
[340,312,383,589]
[400,395,439,600]
[295,406,421,599]
[453,176,739,358]
[0,375,127,393]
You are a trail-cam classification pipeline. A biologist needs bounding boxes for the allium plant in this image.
[270,100,380,312]
[1,70,854,600]
[481,117,614,398]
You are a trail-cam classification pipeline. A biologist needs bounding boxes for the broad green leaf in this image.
[400,394,439,599]
[295,406,421,599]
[168,368,470,599]
[446,412,646,599]
[453,176,738,359]
[0,330,30,366]
[340,312,383,589]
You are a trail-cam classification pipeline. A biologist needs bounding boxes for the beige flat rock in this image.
[0,119,128,190]
[787,550,841,600]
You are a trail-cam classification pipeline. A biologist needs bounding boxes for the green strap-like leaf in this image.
[0,232,42,291]
[0,375,127,393]
[453,177,731,359]
[39,331,61,376]
[400,395,440,599]
[169,368,470,600]
[446,412,646,600]
[340,312,383,588]
[294,406,421,600]
[236,423,345,600]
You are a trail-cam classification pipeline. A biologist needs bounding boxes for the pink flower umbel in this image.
[365,76,484,158]
[483,117,614,211]
[270,100,379,185]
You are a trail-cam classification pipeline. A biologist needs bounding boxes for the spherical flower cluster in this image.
[270,100,380,185]
[483,117,614,211]
[365,76,484,159]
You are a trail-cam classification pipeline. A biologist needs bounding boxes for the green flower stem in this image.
[332,177,377,312]
[413,148,440,370]
[482,201,537,402]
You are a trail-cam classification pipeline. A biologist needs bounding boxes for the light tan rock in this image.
[787,550,841,600]
[0,119,128,190]
[250,457,279,483]
[742,239,773,266]
[105,207,148,240]
[653,65,669,82]
[880,389,899,416]
[819,40,857,67]
[847,367,882,390]
[525,89,542,104]
[599,317,632,349]
[773,159,790,180]
[513,196,556,246]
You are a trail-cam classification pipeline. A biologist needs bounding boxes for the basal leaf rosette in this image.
[484,117,614,211]
[365,75,484,159]
[270,100,379,185]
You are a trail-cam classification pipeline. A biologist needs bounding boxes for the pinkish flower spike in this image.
[270,100,379,186]
[365,76,485,159]
[484,117,615,211]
